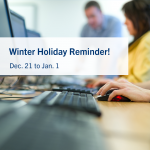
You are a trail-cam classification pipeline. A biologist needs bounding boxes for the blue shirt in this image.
[81,15,122,37]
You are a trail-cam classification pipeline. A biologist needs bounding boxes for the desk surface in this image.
[0,92,42,103]
[97,101,150,137]
[0,92,150,150]
[97,101,150,150]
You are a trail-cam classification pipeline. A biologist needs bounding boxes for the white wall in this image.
[8,0,132,41]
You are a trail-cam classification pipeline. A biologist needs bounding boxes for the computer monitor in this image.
[0,0,18,77]
[9,10,31,75]
[0,0,13,37]
[0,2,28,90]
[10,10,27,37]
[27,29,41,37]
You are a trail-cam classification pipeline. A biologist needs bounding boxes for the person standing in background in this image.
[81,1,122,37]
[81,1,122,79]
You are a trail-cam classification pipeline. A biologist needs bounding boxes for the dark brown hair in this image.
[85,1,101,11]
[122,0,150,41]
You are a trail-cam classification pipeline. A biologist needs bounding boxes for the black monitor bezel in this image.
[3,0,14,37]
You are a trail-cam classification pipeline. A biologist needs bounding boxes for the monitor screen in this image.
[10,10,27,37]
[27,29,41,37]
[0,0,13,37]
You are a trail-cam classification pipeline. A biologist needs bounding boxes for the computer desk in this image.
[0,92,42,103]
[0,92,150,150]
[97,101,150,150]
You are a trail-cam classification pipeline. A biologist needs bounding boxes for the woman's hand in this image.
[92,78,113,88]
[97,79,150,102]
[86,78,112,88]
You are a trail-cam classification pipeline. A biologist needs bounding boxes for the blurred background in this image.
[8,0,133,41]
[0,0,131,93]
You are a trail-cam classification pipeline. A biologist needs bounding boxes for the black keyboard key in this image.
[45,92,57,103]
[55,92,68,104]
[52,85,98,95]
[87,94,97,110]
[80,93,86,97]
[52,88,65,92]
[63,92,73,105]
[73,92,80,96]
[80,96,87,108]
[85,89,90,92]
[72,95,80,107]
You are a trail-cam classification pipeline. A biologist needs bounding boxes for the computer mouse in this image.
[96,89,131,102]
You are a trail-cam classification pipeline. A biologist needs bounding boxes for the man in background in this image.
[81,1,122,37]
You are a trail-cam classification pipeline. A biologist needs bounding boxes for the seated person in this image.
[87,0,150,87]
[81,1,122,37]
[97,79,150,102]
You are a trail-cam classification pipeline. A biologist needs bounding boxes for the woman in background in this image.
[87,0,150,88]
[96,0,150,102]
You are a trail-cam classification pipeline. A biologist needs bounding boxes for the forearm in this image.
[135,81,150,90]
[142,89,150,102]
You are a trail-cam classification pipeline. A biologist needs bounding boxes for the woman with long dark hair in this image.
[120,0,150,83]
[95,0,150,102]
[88,0,150,88]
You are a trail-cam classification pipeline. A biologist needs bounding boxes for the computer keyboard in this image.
[0,105,107,150]
[52,85,99,95]
[29,91,101,116]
